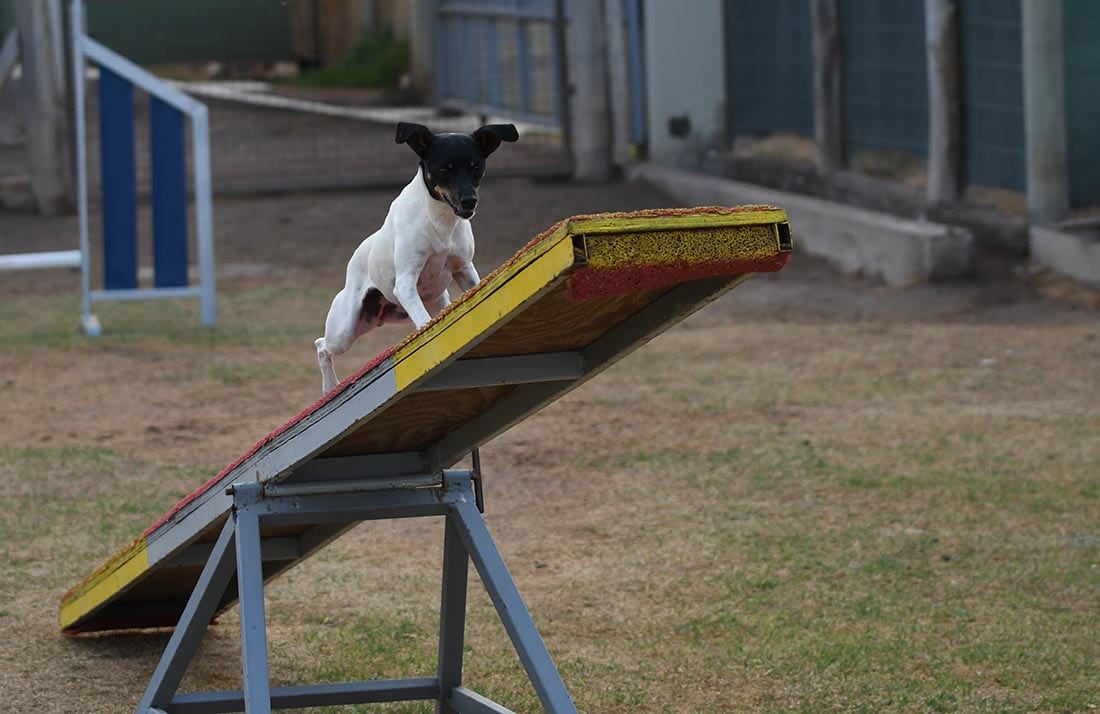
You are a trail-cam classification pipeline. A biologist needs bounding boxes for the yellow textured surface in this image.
[59,538,149,629]
[585,224,781,268]
[393,236,577,390]
[567,206,787,236]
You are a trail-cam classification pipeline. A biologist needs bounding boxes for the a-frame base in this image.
[136,469,576,713]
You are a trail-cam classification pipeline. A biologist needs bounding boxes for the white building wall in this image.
[642,0,726,164]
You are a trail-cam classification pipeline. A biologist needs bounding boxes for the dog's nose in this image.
[460,197,478,211]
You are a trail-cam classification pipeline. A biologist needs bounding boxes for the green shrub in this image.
[294,30,409,89]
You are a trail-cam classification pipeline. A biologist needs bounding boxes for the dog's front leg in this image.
[453,263,481,293]
[394,269,433,329]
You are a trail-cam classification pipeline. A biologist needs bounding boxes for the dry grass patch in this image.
[1,282,1097,712]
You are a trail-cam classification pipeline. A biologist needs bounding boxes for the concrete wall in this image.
[642,0,726,164]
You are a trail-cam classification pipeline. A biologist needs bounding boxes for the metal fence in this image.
[0,1,10,39]
[959,0,1025,193]
[68,1,565,196]
[434,0,567,130]
[722,0,1099,206]
[841,1,927,156]
[1064,0,1100,206]
[725,0,814,138]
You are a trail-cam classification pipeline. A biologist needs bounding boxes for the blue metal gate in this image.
[434,0,568,129]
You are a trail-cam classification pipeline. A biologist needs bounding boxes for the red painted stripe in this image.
[142,345,398,538]
[566,254,791,301]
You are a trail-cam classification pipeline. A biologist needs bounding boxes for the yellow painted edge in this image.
[393,236,577,390]
[568,208,789,236]
[59,538,150,630]
[390,209,790,390]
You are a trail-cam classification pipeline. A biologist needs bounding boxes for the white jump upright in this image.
[69,0,215,336]
[1,6,216,336]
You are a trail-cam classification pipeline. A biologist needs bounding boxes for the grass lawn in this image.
[0,280,1097,712]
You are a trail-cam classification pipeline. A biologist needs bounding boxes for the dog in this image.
[315,121,519,394]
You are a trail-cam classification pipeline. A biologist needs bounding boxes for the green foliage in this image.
[293,30,410,89]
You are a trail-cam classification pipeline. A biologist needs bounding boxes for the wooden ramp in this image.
[60,206,792,635]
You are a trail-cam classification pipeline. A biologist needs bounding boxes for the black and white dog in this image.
[315,122,518,394]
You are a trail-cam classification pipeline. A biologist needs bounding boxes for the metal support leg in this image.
[133,472,572,713]
[234,485,273,714]
[437,515,470,714]
[449,496,577,714]
[136,517,237,713]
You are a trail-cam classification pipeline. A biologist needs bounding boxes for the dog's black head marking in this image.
[395,122,518,220]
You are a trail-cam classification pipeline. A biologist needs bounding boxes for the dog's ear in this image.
[395,122,435,158]
[472,124,519,157]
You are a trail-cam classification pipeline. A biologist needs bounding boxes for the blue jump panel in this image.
[98,67,137,291]
[150,97,189,288]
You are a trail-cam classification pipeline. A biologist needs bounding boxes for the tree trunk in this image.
[1021,0,1069,223]
[925,0,962,204]
[14,0,73,215]
[810,0,845,174]
[567,0,613,181]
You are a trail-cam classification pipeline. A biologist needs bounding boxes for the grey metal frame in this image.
[136,466,576,714]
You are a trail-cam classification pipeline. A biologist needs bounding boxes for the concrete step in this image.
[628,162,975,287]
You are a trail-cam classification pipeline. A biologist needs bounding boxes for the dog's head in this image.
[395,122,519,219]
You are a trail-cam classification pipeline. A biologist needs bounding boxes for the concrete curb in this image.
[627,163,975,287]
[1030,224,1100,287]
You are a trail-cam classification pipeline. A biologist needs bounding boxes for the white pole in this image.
[192,105,216,327]
[69,0,98,336]
[0,250,83,271]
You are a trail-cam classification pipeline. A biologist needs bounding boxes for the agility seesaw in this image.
[60,206,793,713]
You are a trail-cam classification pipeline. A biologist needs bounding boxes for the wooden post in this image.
[810,0,845,174]
[567,0,613,181]
[1021,0,1069,223]
[603,0,631,168]
[925,0,962,204]
[13,0,73,214]
[408,0,434,101]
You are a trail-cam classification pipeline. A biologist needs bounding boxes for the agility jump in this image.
[0,2,215,336]
[61,206,792,713]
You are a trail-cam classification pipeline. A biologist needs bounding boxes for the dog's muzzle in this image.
[456,197,477,219]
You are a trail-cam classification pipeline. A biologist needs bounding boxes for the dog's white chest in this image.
[416,251,454,298]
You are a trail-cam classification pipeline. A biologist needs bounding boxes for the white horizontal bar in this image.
[82,37,205,116]
[90,287,201,302]
[0,250,82,271]
[170,80,556,136]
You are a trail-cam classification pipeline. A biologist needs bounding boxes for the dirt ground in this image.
[1,172,1098,712]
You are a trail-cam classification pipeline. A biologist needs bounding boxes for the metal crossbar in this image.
[136,468,576,713]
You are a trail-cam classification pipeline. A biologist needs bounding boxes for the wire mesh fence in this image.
[1,1,570,203]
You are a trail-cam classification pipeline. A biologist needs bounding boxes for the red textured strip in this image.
[566,254,791,301]
[142,345,398,538]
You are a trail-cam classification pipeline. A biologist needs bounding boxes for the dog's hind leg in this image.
[316,286,382,394]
